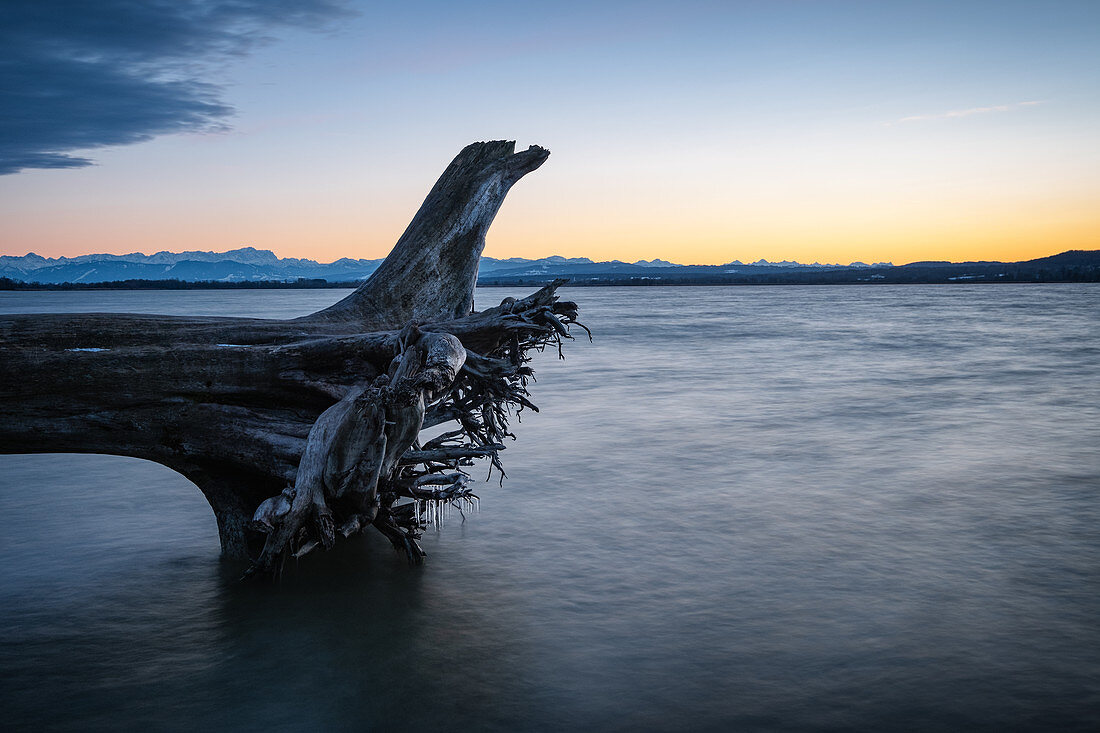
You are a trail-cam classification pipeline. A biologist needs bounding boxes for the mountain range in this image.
[0,247,897,285]
[1,248,1096,287]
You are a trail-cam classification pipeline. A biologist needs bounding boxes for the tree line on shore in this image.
[2,266,1097,291]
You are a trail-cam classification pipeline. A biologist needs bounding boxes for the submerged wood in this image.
[0,141,584,575]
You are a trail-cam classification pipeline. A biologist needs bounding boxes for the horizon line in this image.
[3,245,1095,269]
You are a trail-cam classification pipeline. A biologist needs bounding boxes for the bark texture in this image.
[0,141,584,576]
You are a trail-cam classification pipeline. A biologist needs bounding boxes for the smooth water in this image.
[1,285,1098,732]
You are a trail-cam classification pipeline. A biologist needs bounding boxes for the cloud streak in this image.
[894,100,1044,125]
[0,0,351,175]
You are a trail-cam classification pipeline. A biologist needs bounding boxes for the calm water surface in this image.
[1,285,1098,732]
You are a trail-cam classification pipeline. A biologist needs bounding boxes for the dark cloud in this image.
[0,0,352,175]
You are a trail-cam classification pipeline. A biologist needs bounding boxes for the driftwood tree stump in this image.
[0,141,586,576]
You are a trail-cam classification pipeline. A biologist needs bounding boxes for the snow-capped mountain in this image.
[723,259,894,269]
[0,248,896,284]
[0,249,384,284]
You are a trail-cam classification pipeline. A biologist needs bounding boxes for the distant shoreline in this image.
[2,273,1097,292]
[4,249,1096,290]
[2,250,1098,290]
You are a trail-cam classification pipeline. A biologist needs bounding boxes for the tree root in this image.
[243,281,585,578]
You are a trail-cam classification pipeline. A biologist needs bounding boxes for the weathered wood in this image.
[310,141,549,327]
[0,142,582,573]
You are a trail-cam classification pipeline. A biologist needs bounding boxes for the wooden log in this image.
[0,142,577,571]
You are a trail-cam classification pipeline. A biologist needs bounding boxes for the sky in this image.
[1,0,1097,266]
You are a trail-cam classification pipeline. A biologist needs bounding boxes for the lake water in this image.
[1,285,1098,732]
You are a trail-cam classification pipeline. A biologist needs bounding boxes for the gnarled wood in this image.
[0,142,583,574]
[309,141,549,327]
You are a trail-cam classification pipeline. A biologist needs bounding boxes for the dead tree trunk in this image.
[0,141,585,575]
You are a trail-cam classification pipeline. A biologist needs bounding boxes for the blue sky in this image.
[1,0,1096,264]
